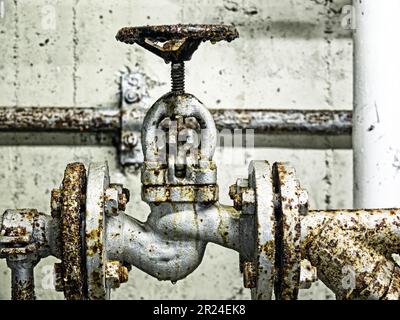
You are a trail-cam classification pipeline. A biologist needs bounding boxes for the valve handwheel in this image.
[116,24,239,63]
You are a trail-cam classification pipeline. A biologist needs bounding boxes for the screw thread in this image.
[171,62,185,94]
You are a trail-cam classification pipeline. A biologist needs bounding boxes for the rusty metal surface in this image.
[272,162,302,300]
[116,24,239,44]
[0,107,120,132]
[211,109,352,135]
[0,107,352,136]
[116,24,238,64]
[301,209,400,299]
[59,162,87,300]
[9,261,36,300]
[383,266,400,300]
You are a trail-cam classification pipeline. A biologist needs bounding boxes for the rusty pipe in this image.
[301,209,400,259]
[7,259,36,300]
[0,107,351,136]
[301,208,400,299]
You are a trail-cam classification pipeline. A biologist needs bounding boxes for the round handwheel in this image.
[116,24,239,44]
[59,162,87,300]
[116,24,239,63]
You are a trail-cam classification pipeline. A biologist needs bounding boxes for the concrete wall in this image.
[0,0,352,299]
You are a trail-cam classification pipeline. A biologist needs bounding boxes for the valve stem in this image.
[171,62,185,94]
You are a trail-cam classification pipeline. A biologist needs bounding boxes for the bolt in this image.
[50,188,61,218]
[104,187,119,216]
[122,133,138,149]
[243,261,257,289]
[54,263,64,292]
[124,90,140,104]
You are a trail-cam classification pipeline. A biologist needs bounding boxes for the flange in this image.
[272,162,303,300]
[85,162,110,299]
[247,160,276,300]
[59,162,87,300]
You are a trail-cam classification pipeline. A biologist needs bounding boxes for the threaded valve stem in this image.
[171,62,185,94]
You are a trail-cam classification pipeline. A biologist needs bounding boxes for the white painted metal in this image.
[353,0,400,208]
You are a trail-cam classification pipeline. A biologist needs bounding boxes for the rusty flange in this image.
[59,162,87,300]
[272,162,303,300]
[85,162,110,299]
[247,161,276,300]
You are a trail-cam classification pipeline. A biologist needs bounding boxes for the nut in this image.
[229,178,249,211]
[104,187,119,216]
[108,184,130,211]
[105,261,129,289]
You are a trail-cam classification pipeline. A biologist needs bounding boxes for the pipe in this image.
[0,107,121,132]
[105,202,241,282]
[7,259,36,300]
[0,106,351,136]
[301,209,400,258]
[353,0,400,208]
[301,208,400,299]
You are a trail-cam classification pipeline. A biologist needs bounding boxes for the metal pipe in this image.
[7,260,36,300]
[0,107,120,132]
[0,106,352,135]
[353,0,400,208]
[301,208,400,299]
[301,209,400,258]
[105,202,241,282]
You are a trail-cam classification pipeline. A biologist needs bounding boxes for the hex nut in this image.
[108,184,130,211]
[229,178,250,211]
[105,261,129,289]
[104,187,119,216]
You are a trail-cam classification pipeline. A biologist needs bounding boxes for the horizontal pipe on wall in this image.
[0,107,352,135]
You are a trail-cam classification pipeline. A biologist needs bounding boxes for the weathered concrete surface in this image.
[0,0,352,299]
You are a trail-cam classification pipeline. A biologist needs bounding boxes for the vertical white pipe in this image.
[353,0,400,208]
